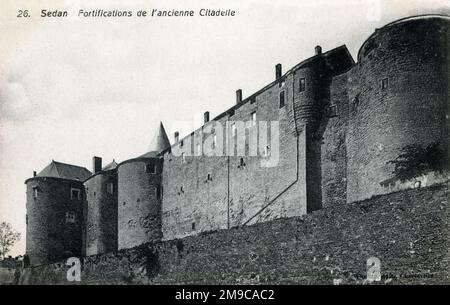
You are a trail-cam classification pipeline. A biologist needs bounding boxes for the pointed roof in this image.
[102,160,118,171]
[138,122,170,158]
[36,161,91,181]
[148,122,170,153]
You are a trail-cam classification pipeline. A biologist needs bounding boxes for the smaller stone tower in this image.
[25,161,91,265]
[117,122,170,250]
[83,158,118,256]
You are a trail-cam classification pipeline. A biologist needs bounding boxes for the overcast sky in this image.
[0,0,448,257]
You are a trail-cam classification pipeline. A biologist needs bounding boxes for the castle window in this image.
[145,163,156,174]
[107,183,114,194]
[207,173,212,181]
[65,211,76,224]
[279,91,285,108]
[32,186,38,199]
[279,79,285,88]
[382,78,388,90]
[250,112,256,127]
[180,139,184,148]
[156,186,162,200]
[328,104,338,117]
[212,134,217,149]
[180,186,184,194]
[250,97,256,104]
[238,157,246,168]
[263,145,271,156]
[181,152,186,163]
[231,122,237,138]
[192,222,196,230]
[299,78,306,92]
[70,188,80,200]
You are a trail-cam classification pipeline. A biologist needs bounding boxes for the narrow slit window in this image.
[299,78,306,92]
[250,111,256,127]
[107,183,114,194]
[32,187,38,199]
[382,78,388,90]
[156,186,161,200]
[212,134,217,149]
[279,91,285,108]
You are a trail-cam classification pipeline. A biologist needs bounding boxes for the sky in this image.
[0,0,448,257]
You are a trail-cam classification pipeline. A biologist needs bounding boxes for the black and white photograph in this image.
[0,0,449,295]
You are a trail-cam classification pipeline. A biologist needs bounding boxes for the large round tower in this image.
[346,15,449,202]
[117,122,170,250]
[25,161,91,265]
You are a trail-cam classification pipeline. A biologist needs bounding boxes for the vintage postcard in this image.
[0,0,449,295]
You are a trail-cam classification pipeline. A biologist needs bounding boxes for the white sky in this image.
[0,0,448,257]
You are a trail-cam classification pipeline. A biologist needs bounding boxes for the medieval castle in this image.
[25,15,449,266]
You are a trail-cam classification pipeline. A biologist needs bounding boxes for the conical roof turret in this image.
[138,122,171,158]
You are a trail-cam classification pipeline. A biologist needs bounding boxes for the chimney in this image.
[236,89,242,104]
[33,171,36,177]
[204,111,210,124]
[174,131,179,142]
[93,156,102,173]
[275,64,282,79]
[315,45,322,55]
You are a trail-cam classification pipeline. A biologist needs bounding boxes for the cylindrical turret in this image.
[117,157,163,250]
[84,165,118,256]
[25,177,84,265]
[347,15,449,202]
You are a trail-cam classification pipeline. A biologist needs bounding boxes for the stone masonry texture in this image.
[20,183,450,284]
[23,15,449,273]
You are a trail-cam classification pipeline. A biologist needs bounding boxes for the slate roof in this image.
[148,122,170,153]
[102,160,118,171]
[36,161,91,181]
[137,122,171,158]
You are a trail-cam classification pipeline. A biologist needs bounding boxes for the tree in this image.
[387,141,448,182]
[0,222,21,260]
